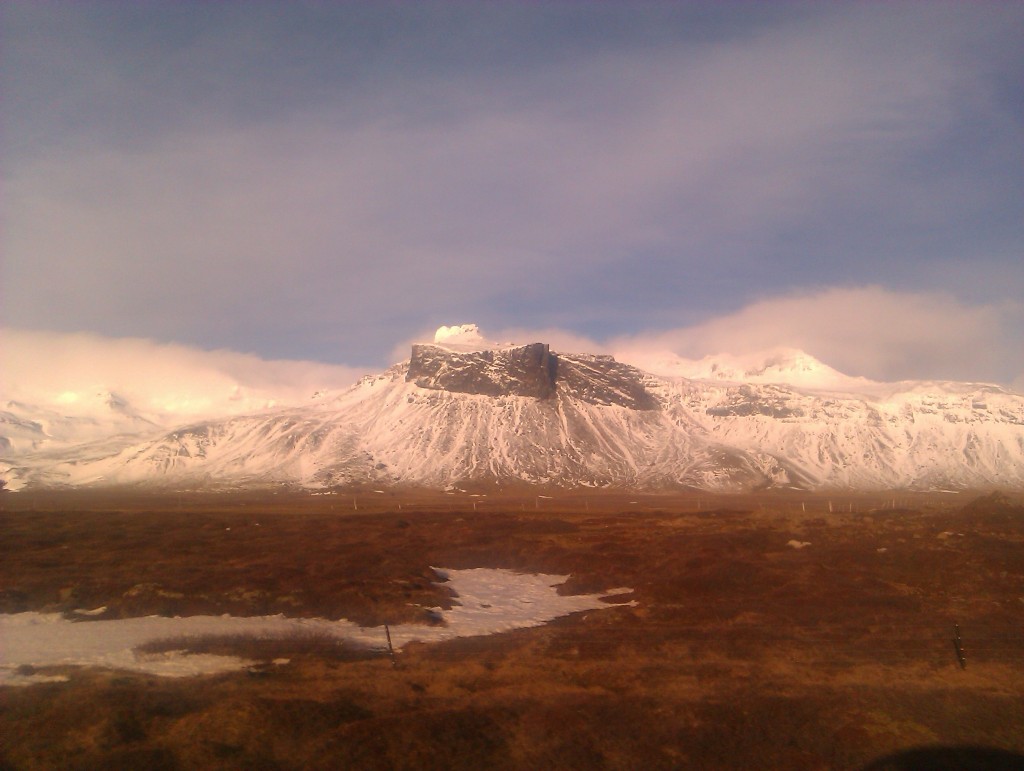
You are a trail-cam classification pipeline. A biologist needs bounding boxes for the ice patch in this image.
[72,606,108,617]
[0,568,634,686]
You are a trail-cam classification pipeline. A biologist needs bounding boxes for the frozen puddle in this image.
[1,568,634,686]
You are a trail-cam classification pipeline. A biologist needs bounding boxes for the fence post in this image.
[385,624,398,668]
[953,623,966,669]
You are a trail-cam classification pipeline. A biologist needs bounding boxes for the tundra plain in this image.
[1,488,1023,770]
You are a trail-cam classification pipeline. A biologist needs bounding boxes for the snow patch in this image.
[72,606,108,617]
[0,568,634,686]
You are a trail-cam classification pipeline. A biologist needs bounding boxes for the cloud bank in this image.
[0,329,367,421]
[608,287,1024,387]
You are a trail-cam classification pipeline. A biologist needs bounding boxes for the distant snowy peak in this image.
[626,348,876,392]
[1,396,164,455]
[49,389,137,417]
[0,382,342,458]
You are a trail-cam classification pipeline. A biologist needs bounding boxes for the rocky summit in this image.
[406,342,658,411]
[407,342,557,399]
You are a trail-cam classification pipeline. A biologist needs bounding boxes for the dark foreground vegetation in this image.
[1,488,1023,769]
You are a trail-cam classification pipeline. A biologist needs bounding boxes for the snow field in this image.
[0,568,635,686]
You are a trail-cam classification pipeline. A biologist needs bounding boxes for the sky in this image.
[2,1,1023,401]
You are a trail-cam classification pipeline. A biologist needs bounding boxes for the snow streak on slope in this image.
[4,338,1024,492]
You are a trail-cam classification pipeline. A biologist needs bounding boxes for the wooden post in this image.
[385,624,398,668]
[953,623,966,669]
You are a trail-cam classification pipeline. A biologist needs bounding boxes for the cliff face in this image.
[406,343,659,410]
[406,342,557,399]
[554,355,660,411]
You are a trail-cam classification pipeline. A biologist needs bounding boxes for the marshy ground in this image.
[1,488,1022,769]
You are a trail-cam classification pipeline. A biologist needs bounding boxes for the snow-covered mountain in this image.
[3,326,1023,492]
[0,393,165,457]
[625,348,876,392]
[0,377,349,467]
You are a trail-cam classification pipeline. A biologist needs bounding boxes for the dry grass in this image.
[134,630,383,663]
[1,488,1023,769]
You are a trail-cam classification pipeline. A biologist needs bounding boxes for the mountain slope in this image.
[3,339,1023,492]
[0,394,165,456]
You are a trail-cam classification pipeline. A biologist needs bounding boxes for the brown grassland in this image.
[1,487,1023,769]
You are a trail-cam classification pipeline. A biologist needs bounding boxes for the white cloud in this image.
[606,287,1022,385]
[0,329,366,420]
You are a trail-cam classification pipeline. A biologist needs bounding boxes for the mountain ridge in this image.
[2,333,1023,493]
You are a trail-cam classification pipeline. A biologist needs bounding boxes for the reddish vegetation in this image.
[1,488,1023,769]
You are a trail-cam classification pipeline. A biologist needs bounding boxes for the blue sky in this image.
[2,2,1023,388]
